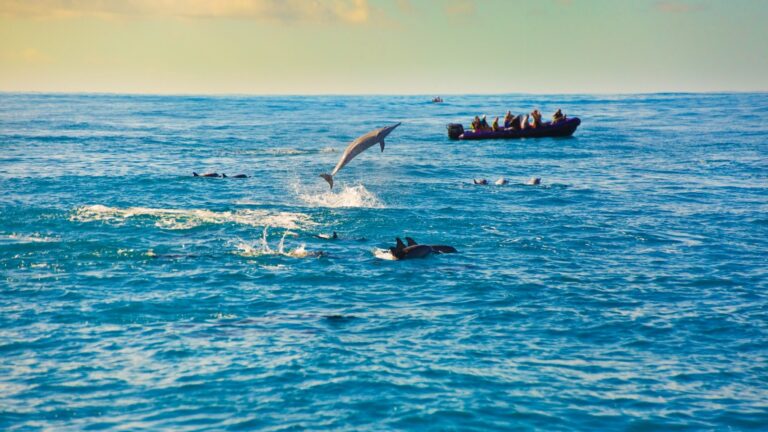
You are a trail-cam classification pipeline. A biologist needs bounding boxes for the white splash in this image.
[71,205,314,230]
[373,247,396,260]
[234,228,312,259]
[297,184,384,208]
[1,233,59,243]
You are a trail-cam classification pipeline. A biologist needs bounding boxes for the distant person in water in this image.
[552,109,565,123]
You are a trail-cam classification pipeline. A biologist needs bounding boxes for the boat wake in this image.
[296,184,384,208]
[234,227,314,258]
[71,205,314,230]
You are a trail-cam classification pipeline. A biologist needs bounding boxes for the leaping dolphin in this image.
[320,123,401,189]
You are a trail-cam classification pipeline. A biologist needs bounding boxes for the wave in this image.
[234,227,314,258]
[70,205,314,230]
[0,233,60,243]
[297,184,384,208]
[226,147,337,156]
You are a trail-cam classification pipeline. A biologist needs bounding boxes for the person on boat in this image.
[480,115,490,131]
[492,117,500,132]
[471,116,482,131]
[503,111,514,128]
[552,109,566,123]
[508,114,522,131]
[530,110,543,128]
[520,113,530,130]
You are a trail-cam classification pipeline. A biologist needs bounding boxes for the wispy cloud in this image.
[655,1,704,13]
[395,0,415,14]
[444,0,475,17]
[0,47,52,64]
[0,0,372,23]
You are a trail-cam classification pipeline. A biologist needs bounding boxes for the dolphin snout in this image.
[380,122,401,138]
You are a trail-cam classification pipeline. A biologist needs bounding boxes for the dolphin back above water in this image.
[389,237,458,260]
[320,122,401,189]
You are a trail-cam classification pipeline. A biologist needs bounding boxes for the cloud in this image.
[444,0,475,17]
[395,0,415,14]
[655,1,704,13]
[0,0,372,23]
[0,47,52,64]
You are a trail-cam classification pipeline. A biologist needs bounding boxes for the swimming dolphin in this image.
[495,177,508,185]
[193,172,220,178]
[314,231,339,240]
[222,174,249,178]
[405,237,458,254]
[320,123,401,189]
[389,237,457,260]
[474,178,488,185]
[526,177,541,185]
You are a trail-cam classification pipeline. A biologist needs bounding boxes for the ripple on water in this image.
[0,93,767,431]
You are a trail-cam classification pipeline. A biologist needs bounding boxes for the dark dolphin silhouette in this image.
[389,237,457,260]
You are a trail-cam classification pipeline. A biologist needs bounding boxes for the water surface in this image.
[1,92,767,430]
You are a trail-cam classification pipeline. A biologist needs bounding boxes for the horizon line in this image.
[2,89,767,98]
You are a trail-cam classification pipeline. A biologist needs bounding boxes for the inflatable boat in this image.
[447,117,581,140]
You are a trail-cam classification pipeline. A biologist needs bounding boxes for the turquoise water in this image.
[1,92,767,430]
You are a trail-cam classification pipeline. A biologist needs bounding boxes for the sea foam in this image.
[71,205,314,230]
[234,227,312,258]
[297,184,384,208]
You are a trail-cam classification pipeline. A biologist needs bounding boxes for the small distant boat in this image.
[431,97,444,103]
[447,117,581,140]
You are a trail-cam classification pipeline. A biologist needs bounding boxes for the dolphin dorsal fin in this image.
[380,140,385,152]
[396,237,405,249]
[405,237,418,246]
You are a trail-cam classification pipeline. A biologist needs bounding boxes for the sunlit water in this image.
[1,93,767,430]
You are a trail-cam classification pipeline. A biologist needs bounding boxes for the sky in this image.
[0,0,766,94]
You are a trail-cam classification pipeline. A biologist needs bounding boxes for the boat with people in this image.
[447,108,580,140]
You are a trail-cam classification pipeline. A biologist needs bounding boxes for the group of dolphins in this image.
[318,122,462,259]
[474,177,541,186]
[195,122,538,260]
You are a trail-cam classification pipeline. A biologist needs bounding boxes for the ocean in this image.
[1,92,767,430]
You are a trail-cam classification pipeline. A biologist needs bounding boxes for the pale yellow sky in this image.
[1,0,766,94]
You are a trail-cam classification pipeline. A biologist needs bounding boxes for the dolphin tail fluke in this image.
[320,173,334,189]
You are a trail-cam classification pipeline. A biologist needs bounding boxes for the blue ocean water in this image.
[1,92,767,431]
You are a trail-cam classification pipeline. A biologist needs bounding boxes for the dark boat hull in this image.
[456,117,581,140]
